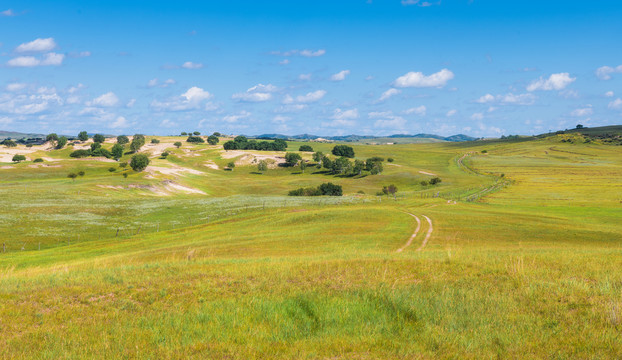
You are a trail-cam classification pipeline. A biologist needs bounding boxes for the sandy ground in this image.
[0,147,38,163]
[146,165,204,176]
[220,150,286,168]
[418,170,437,176]
[97,180,206,196]
[143,142,175,158]
[204,160,219,170]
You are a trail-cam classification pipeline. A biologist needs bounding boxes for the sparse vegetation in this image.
[130,154,150,171]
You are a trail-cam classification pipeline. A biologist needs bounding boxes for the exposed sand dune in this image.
[144,142,175,158]
[204,161,219,170]
[146,165,203,176]
[220,150,286,168]
[97,180,206,196]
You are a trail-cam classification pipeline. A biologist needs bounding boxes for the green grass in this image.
[1,134,622,358]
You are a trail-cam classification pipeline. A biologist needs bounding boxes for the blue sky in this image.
[1,0,621,137]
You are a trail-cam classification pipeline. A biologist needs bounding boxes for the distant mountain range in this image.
[255,133,477,142]
[0,130,45,140]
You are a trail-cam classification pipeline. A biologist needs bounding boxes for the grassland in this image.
[1,133,621,358]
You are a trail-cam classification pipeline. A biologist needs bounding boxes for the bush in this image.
[387,157,394,162]
[90,142,102,151]
[193,131,201,135]
[285,152,302,166]
[174,142,182,148]
[161,151,169,158]
[186,136,205,143]
[420,180,429,186]
[55,136,68,149]
[223,138,287,151]
[257,160,268,173]
[70,150,91,158]
[299,145,314,152]
[130,154,150,172]
[78,131,89,141]
[481,150,487,153]
[111,143,124,160]
[2,139,17,148]
[288,187,322,196]
[67,173,77,180]
[151,138,160,144]
[33,158,44,163]
[319,182,343,196]
[93,134,106,143]
[117,135,129,145]
[108,167,116,172]
[213,132,221,136]
[207,135,219,145]
[332,145,355,158]
[181,132,187,136]
[227,161,236,170]
[119,162,128,168]
[12,154,26,162]
[429,177,442,185]
[130,134,146,152]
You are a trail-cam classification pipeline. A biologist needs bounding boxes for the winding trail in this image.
[396,213,421,253]
[415,215,434,252]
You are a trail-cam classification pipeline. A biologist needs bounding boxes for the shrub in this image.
[130,134,146,152]
[288,187,322,196]
[70,149,91,158]
[55,136,68,149]
[213,132,221,136]
[78,171,85,177]
[257,160,268,173]
[429,177,442,185]
[332,145,355,158]
[161,151,169,158]
[12,154,26,162]
[319,182,343,196]
[151,138,160,144]
[481,150,488,153]
[186,136,205,143]
[130,154,150,172]
[227,161,236,170]
[117,135,129,145]
[67,173,77,180]
[181,132,188,136]
[207,135,219,145]
[93,134,105,143]
[123,173,128,178]
[78,131,89,141]
[174,142,182,148]
[119,162,128,168]
[387,157,394,162]
[33,158,44,163]
[420,180,429,186]
[193,131,201,135]
[2,139,17,148]
[90,142,101,151]
[285,152,302,166]
[108,167,116,172]
[111,143,124,160]
[299,145,314,152]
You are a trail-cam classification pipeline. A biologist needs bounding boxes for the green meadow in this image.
[1,131,621,358]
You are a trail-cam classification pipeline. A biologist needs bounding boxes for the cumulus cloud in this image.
[110,116,130,129]
[1,9,16,16]
[223,111,251,123]
[232,83,277,102]
[87,92,120,107]
[151,87,213,111]
[181,61,204,69]
[527,73,575,91]
[272,49,326,57]
[446,109,457,117]
[401,0,441,6]
[393,69,454,88]
[470,113,484,120]
[7,52,65,67]
[369,111,407,129]
[570,106,593,117]
[0,90,63,115]
[159,119,178,128]
[476,93,536,105]
[299,73,312,81]
[605,91,614,97]
[6,83,27,92]
[275,104,308,113]
[272,115,291,123]
[330,70,350,81]
[595,65,622,80]
[331,108,359,121]
[378,88,401,102]
[16,38,56,53]
[403,105,426,116]
[283,90,326,104]
[608,98,622,110]
[148,78,176,88]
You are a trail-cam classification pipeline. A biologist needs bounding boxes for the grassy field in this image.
[1,133,621,358]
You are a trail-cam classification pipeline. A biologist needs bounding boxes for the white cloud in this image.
[110,116,129,129]
[279,59,290,65]
[470,113,484,120]
[68,84,85,94]
[0,116,12,126]
[223,111,251,123]
[369,111,407,129]
[160,119,178,128]
[283,90,326,104]
[126,99,136,108]
[608,98,622,110]
[605,91,614,98]
[272,115,291,123]
[378,88,401,102]
[275,104,308,113]
[272,49,326,57]
[595,65,622,80]
[570,106,593,117]
[446,110,457,117]
[232,83,277,102]
[16,38,56,53]
[330,70,350,81]
[88,92,120,107]
[299,73,312,81]
[527,73,575,91]
[7,52,64,67]
[147,78,158,87]
[394,69,454,88]
[148,78,176,88]
[331,108,359,121]
[403,105,426,116]
[181,61,204,69]
[476,93,536,105]
[1,9,16,16]
[40,52,64,66]
[401,0,441,6]
[0,90,63,115]
[6,83,27,92]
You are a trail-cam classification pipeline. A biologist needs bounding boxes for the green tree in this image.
[257,160,268,173]
[193,131,201,135]
[33,158,44,163]
[67,172,77,181]
[174,141,182,148]
[429,177,442,185]
[382,184,398,199]
[285,152,302,166]
[2,139,17,148]
[78,131,89,141]
[111,143,124,160]
[130,154,150,172]
[299,145,313,152]
[90,142,102,151]
[213,132,221,136]
[130,134,145,153]
[55,136,68,149]
[46,133,58,146]
[151,138,160,144]
[12,154,26,162]
[117,135,129,145]
[353,160,365,175]
[186,136,205,143]
[93,134,105,143]
[207,135,219,145]
[227,161,236,171]
[332,157,351,175]
[181,132,188,136]
[319,182,343,196]
[331,145,355,158]
[78,171,85,177]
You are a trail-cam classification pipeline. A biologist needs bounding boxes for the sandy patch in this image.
[163,180,206,195]
[220,150,286,168]
[0,147,38,163]
[0,165,15,169]
[144,142,175,158]
[386,163,402,167]
[73,157,117,163]
[204,160,219,170]
[419,170,437,176]
[97,180,206,196]
[146,165,203,176]
[41,157,59,162]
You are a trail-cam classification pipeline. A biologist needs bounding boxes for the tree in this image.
[111,143,124,160]
[181,132,188,136]
[130,134,145,152]
[55,136,68,149]
[90,142,102,151]
[151,138,160,144]
[285,152,302,166]
[174,141,182,148]
[387,157,394,163]
[67,172,77,181]
[130,154,150,172]
[299,145,313,152]
[332,145,355,158]
[319,182,343,196]
[117,135,129,145]
[12,154,26,162]
[257,160,268,173]
[312,151,323,164]
[161,151,169,158]
[2,139,16,148]
[353,160,365,175]
[429,177,442,185]
[78,131,89,141]
[46,133,58,146]
[213,132,221,136]
[193,131,201,135]
[93,134,105,143]
[227,161,236,171]
[300,160,307,173]
[33,158,44,163]
[223,141,236,150]
[370,162,383,175]
[576,124,584,129]
[332,157,351,175]
[207,135,219,145]
[382,184,398,199]
[70,150,91,158]
[322,156,333,171]
[186,136,205,143]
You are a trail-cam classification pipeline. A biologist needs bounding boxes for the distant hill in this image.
[0,130,45,140]
[255,133,476,142]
